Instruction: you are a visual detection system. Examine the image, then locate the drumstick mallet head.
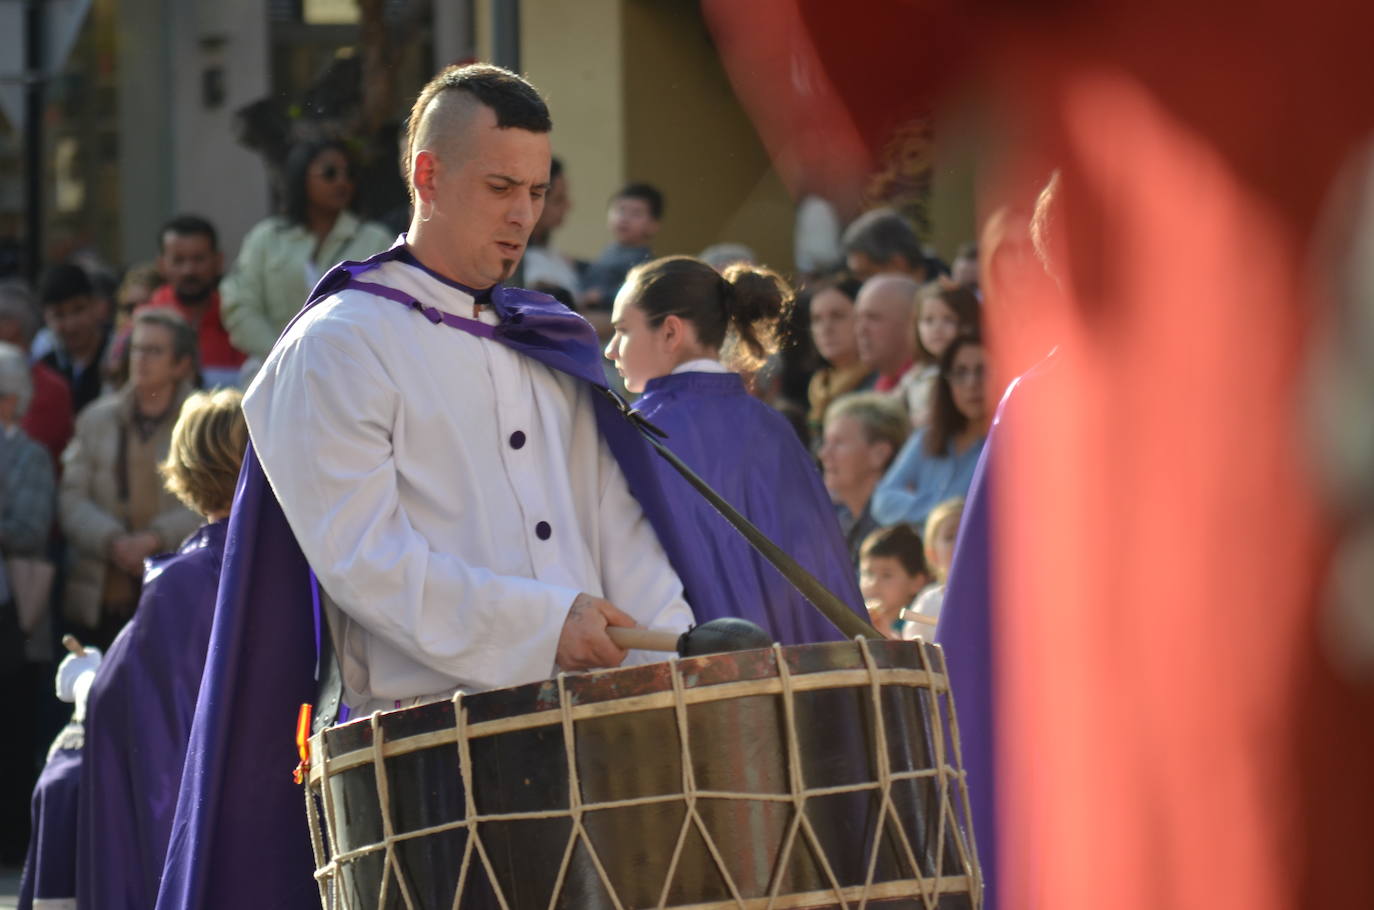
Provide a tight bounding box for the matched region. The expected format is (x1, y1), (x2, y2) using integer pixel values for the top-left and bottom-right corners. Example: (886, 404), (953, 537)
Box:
(606, 618), (773, 656)
(676, 617), (773, 656)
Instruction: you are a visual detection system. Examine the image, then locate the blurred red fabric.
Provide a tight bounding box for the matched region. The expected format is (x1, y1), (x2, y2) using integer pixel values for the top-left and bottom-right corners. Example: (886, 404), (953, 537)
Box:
(705, 2), (1374, 907)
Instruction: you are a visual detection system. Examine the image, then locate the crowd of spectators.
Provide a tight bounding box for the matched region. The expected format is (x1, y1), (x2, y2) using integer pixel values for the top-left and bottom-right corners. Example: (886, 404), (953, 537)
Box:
(0, 147), (989, 861)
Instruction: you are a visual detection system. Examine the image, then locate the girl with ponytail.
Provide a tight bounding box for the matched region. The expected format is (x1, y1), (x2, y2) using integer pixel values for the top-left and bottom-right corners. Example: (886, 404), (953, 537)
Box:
(604, 256), (866, 644)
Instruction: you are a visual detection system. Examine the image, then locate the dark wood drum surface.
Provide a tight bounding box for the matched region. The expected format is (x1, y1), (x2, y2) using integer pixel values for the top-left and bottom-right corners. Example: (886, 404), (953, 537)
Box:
(306, 638), (983, 910)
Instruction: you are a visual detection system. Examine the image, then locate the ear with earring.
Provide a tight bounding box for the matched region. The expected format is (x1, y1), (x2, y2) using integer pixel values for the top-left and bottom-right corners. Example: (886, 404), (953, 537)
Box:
(413, 152), (438, 224)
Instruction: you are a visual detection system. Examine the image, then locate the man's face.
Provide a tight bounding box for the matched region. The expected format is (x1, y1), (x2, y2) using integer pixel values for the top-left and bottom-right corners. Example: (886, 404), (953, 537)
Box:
(159, 232), (221, 303)
(130, 321), (190, 392)
(424, 105), (551, 289)
(535, 173), (570, 237)
(608, 197), (657, 247)
(854, 283), (915, 375)
(45, 295), (101, 355)
(818, 414), (888, 497)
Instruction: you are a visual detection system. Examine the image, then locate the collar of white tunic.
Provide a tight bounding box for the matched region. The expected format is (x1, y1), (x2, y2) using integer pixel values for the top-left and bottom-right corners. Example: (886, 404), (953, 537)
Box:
(671, 358), (730, 375)
(385, 247), (499, 323)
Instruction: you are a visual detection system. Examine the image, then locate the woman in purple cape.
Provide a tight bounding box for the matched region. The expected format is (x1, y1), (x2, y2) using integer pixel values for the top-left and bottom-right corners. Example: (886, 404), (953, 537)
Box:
(75, 389), (246, 909)
(604, 255), (866, 643)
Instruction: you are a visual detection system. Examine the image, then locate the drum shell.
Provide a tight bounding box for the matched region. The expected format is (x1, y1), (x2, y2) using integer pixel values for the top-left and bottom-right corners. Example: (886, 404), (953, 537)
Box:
(307, 639), (981, 909)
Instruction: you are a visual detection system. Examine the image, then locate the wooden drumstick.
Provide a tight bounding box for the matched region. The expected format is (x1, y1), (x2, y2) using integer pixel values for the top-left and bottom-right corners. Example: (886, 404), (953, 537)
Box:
(62, 634), (88, 657)
(607, 626), (679, 652)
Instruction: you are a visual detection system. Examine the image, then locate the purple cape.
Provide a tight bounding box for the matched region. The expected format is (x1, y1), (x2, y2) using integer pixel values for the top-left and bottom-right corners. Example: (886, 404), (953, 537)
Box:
(157, 248), (789, 909)
(632, 371), (866, 643)
(18, 737), (82, 908)
(933, 418), (997, 908)
(77, 520), (226, 909)
(934, 354), (1057, 910)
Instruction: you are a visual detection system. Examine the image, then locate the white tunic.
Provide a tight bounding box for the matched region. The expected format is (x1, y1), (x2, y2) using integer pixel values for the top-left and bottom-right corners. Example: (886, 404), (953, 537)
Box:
(243, 256), (692, 712)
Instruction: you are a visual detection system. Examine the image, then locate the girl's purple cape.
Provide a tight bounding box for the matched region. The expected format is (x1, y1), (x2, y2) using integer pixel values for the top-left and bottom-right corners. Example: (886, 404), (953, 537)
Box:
(80, 521), (227, 909)
(156, 247), (788, 909)
(632, 371), (866, 643)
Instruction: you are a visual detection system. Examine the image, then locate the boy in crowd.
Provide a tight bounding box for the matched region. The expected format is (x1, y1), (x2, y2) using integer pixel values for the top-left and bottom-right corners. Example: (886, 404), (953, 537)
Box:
(858, 523), (930, 640)
(580, 182), (664, 328)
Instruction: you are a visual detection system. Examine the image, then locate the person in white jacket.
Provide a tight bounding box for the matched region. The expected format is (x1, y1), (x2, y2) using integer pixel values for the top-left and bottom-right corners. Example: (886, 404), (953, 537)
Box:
(243, 63), (693, 715)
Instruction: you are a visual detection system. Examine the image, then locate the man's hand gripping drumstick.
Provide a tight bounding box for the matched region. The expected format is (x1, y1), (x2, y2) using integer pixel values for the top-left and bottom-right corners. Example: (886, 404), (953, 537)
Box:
(558, 593), (776, 667)
(555, 593), (637, 670)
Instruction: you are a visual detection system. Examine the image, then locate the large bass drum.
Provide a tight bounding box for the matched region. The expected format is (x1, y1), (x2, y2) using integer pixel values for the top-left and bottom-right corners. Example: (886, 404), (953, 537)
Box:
(304, 638), (982, 909)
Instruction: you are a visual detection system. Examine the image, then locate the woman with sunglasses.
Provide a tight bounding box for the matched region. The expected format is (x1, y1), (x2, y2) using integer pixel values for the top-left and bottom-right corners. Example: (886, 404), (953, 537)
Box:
(221, 139), (393, 363)
(871, 333), (989, 530)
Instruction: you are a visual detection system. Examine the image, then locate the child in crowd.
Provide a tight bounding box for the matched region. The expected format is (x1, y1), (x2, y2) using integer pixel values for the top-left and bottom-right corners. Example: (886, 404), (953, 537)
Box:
(901, 496), (965, 639)
(909, 283), (979, 427)
(581, 182), (664, 314)
(858, 523), (930, 640)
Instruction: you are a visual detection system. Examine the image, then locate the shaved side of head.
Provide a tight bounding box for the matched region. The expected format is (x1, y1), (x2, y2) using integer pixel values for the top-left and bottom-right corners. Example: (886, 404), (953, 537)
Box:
(410, 90), (483, 184)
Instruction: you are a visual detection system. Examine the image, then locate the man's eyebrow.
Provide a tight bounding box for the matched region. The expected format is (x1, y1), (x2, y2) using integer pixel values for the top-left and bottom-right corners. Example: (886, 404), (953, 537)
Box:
(486, 173), (551, 192)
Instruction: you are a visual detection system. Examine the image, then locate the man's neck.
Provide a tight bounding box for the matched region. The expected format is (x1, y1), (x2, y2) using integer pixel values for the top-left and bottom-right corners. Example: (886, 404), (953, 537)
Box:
(404, 232), (492, 293)
(65, 337), (101, 369)
(881, 356), (913, 380)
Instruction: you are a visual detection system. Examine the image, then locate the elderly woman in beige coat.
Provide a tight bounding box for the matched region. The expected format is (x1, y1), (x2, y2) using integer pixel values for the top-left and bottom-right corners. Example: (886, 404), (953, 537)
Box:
(59, 308), (200, 648)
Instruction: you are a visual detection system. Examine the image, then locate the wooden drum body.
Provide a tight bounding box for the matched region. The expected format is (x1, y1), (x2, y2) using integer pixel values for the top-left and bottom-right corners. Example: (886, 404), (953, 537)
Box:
(305, 639), (982, 909)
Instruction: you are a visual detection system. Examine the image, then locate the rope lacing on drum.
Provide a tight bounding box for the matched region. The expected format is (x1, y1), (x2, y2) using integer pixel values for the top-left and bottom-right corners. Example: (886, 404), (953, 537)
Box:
(301, 643), (985, 909)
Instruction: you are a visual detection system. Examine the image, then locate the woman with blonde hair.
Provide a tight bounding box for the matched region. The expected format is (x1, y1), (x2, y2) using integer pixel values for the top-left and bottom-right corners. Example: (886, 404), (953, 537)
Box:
(63, 389), (244, 908)
(899, 496), (965, 640)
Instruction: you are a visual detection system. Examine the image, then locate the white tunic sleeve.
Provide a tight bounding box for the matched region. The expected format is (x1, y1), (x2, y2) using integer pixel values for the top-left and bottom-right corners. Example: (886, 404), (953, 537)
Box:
(593, 436), (694, 666)
(244, 328), (580, 692)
